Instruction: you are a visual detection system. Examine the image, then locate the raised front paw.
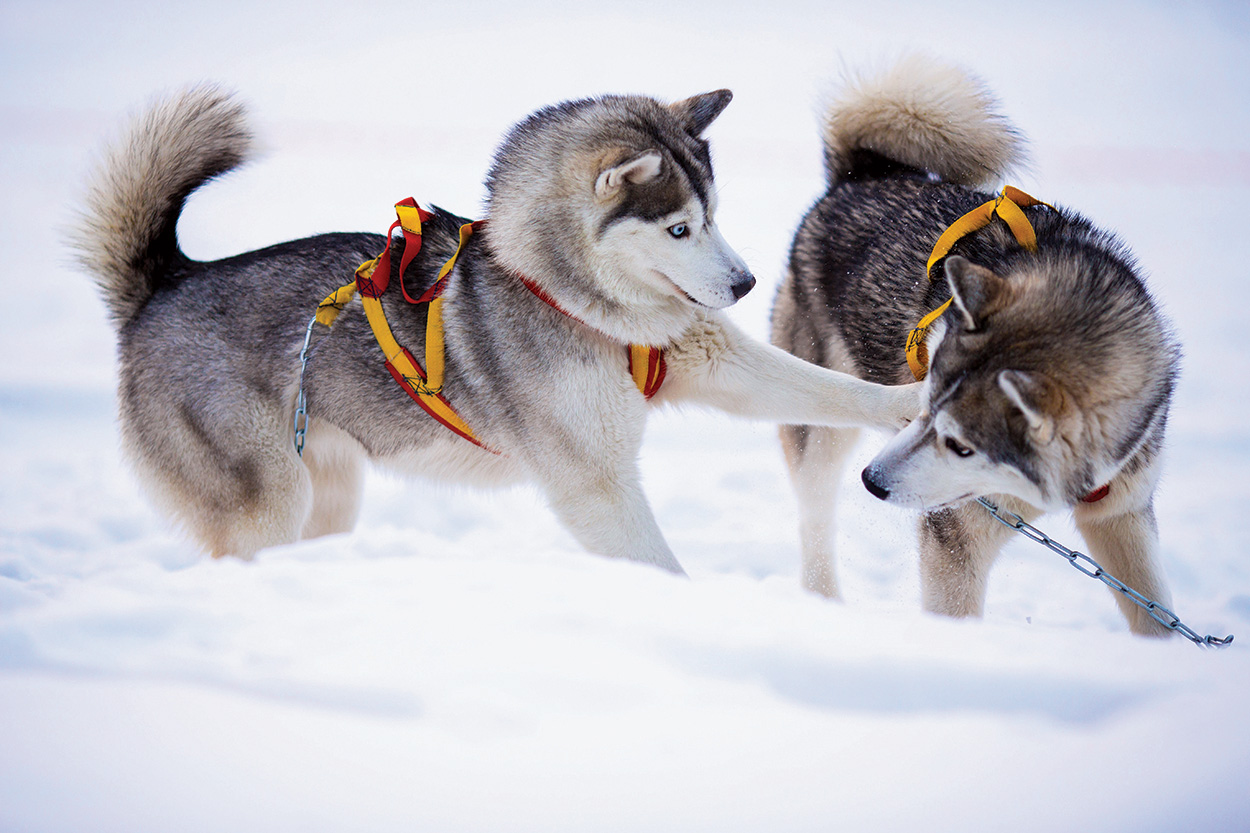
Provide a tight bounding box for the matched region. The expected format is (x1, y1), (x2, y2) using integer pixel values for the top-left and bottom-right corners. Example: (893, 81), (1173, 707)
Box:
(885, 381), (923, 430)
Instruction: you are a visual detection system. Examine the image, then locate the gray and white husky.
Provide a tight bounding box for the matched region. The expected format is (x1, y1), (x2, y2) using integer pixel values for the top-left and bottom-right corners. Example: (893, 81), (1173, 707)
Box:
(771, 57), (1179, 635)
(75, 86), (917, 572)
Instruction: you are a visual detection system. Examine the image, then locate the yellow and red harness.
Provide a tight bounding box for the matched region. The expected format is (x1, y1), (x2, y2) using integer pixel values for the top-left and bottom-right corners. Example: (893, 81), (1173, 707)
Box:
(307, 199), (665, 452)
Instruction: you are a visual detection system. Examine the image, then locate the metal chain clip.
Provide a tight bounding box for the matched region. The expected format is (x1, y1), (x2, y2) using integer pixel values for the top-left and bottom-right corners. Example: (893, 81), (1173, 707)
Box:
(292, 311), (319, 457)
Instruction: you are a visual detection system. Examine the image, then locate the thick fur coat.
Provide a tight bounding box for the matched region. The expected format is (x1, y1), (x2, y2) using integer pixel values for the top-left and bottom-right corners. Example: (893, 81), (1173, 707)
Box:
(75, 86), (917, 570)
(772, 57), (1178, 635)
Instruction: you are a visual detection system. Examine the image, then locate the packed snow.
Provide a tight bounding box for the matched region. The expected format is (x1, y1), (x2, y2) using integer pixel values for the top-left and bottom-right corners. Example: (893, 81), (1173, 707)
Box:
(2, 1), (1248, 831)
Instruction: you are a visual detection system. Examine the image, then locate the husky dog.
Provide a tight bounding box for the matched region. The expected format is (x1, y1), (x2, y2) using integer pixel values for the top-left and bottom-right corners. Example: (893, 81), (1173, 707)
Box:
(771, 57), (1179, 635)
(76, 86), (917, 572)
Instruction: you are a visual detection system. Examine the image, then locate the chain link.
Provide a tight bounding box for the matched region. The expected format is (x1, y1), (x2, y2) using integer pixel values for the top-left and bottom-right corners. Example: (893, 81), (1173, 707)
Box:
(975, 497), (1233, 648)
(292, 311), (319, 457)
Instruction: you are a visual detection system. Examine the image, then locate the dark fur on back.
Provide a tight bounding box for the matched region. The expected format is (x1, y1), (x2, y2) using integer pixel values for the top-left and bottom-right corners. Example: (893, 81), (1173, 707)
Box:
(781, 177), (1177, 393)
(777, 174), (1179, 506)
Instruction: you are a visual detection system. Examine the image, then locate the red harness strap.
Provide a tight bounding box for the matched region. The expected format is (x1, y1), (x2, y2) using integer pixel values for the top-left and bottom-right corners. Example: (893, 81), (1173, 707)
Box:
(340, 200), (494, 452)
(332, 200), (668, 456)
(628, 343), (667, 400)
(355, 198), (429, 299)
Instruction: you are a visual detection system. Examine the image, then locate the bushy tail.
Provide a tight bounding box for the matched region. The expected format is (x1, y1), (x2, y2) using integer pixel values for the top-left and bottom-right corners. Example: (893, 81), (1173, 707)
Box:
(820, 56), (1025, 188)
(73, 85), (253, 327)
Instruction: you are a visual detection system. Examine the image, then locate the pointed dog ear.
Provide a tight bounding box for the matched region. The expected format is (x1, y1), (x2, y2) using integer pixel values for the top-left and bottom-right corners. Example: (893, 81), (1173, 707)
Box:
(998, 369), (1058, 444)
(595, 151), (663, 200)
(945, 256), (1005, 330)
(669, 89), (732, 136)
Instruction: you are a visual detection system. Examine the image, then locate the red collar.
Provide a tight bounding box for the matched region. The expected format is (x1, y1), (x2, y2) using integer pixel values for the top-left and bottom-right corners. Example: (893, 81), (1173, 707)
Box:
(516, 275), (666, 400)
(518, 275), (581, 322)
(1080, 484), (1111, 503)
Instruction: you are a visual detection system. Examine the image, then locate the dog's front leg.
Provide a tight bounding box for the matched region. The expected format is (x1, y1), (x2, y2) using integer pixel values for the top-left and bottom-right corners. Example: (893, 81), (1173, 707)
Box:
(660, 313), (919, 430)
(517, 393), (684, 575)
(919, 496), (1039, 619)
(1074, 500), (1173, 637)
(536, 461), (684, 575)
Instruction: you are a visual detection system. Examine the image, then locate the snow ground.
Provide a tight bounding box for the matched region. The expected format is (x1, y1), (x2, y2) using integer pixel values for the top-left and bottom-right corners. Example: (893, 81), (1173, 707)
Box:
(2, 1), (1249, 831)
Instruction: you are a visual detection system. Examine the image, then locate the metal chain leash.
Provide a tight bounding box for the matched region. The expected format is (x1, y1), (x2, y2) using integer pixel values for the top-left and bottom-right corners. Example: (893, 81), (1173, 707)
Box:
(976, 498), (1234, 648)
(292, 311), (319, 457)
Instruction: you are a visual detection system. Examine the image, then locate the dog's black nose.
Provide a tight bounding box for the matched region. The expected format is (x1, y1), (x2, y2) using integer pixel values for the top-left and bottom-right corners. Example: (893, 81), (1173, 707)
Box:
(861, 466), (890, 501)
(730, 273), (756, 300)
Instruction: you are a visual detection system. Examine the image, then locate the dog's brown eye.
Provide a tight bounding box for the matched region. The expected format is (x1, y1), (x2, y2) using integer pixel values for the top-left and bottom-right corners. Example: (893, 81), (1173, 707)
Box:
(945, 437), (974, 457)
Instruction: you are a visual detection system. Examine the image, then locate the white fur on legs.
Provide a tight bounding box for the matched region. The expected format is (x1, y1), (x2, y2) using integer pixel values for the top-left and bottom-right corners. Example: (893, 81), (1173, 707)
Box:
(660, 312), (920, 431)
(537, 463), (683, 575)
(919, 496), (1039, 618)
(215, 463), (311, 558)
(204, 433), (314, 559)
(781, 424), (860, 598)
(299, 420), (367, 541)
(1075, 503), (1174, 637)
(515, 369), (685, 574)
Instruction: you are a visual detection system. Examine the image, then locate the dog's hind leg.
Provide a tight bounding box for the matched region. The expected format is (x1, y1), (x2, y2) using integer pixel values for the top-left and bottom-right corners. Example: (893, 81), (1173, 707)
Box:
(780, 424), (860, 599)
(299, 420), (366, 540)
(208, 452), (312, 558)
(919, 496), (1040, 619)
(121, 388), (314, 559)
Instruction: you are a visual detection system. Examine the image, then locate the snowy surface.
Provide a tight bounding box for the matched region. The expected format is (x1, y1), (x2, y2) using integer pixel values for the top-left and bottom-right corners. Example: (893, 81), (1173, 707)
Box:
(3, 1), (1249, 831)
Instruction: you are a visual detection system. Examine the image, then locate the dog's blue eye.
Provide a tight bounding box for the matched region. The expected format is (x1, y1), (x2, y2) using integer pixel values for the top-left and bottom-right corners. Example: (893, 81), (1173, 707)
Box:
(945, 437), (974, 458)
(668, 223), (689, 239)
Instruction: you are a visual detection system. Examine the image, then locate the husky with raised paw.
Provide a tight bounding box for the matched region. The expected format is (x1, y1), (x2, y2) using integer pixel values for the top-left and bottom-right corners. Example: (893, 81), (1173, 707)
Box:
(76, 86), (918, 571)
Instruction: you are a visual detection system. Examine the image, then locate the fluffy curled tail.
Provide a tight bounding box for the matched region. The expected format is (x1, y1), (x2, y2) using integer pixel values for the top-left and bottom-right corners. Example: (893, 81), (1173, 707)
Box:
(820, 56), (1026, 188)
(73, 85), (253, 327)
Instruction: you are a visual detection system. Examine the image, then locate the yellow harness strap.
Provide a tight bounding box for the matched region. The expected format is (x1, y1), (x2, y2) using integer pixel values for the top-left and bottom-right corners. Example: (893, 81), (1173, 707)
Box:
(905, 186), (1052, 380)
(628, 343), (667, 399)
(317, 202), (487, 449)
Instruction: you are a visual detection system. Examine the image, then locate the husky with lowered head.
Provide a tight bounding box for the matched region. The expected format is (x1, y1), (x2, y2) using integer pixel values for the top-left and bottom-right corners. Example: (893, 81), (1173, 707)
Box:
(76, 86), (917, 572)
(771, 57), (1179, 635)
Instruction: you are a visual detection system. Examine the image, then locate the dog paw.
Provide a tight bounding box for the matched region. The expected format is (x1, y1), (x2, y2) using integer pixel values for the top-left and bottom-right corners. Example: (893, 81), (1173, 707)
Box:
(887, 382), (923, 429)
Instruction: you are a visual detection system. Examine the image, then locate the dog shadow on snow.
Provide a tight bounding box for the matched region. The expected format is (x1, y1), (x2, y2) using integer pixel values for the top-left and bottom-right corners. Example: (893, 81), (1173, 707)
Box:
(662, 641), (1146, 724)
